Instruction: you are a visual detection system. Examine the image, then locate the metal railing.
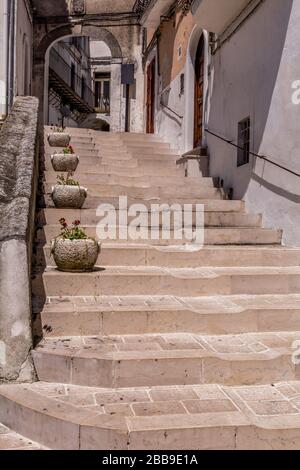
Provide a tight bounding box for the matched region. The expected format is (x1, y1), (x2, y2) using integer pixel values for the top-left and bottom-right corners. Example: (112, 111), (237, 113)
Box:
(49, 48), (95, 108)
(133, 0), (153, 17)
(205, 128), (300, 178)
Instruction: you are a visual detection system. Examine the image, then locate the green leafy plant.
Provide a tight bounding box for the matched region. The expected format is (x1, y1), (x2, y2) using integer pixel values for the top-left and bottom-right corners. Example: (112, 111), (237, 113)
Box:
(50, 125), (65, 133)
(63, 145), (75, 154)
(57, 172), (80, 186)
(58, 219), (88, 240)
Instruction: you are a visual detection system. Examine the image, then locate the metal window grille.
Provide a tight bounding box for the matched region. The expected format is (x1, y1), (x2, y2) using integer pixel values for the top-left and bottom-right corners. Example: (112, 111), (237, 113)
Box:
(237, 117), (250, 167)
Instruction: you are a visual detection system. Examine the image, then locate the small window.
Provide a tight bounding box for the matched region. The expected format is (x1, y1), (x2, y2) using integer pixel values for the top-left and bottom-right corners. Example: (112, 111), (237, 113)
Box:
(237, 117), (250, 167)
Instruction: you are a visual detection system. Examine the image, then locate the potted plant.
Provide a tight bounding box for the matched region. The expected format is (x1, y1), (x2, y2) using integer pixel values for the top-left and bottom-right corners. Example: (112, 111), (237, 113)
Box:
(47, 126), (71, 147)
(51, 173), (87, 209)
(51, 219), (101, 272)
(51, 145), (79, 172)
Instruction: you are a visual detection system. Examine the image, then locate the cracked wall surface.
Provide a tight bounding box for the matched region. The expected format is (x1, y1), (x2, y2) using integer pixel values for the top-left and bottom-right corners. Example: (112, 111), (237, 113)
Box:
(0, 97), (39, 383)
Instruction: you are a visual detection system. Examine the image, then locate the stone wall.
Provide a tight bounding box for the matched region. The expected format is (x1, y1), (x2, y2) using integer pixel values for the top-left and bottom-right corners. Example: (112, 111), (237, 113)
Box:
(0, 97), (39, 383)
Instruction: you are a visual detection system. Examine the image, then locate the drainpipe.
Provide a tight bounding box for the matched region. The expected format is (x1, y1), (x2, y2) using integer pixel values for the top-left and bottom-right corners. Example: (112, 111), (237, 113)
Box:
(7, 0), (16, 112)
(0, 0), (9, 120)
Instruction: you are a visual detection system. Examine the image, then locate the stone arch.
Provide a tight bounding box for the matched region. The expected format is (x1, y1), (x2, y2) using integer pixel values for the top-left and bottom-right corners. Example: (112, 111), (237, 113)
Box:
(81, 26), (122, 58)
(33, 23), (124, 125)
(35, 24), (123, 62)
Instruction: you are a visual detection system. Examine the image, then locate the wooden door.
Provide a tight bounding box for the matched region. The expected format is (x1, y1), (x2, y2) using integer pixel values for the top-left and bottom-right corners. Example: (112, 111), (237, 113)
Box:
(194, 36), (205, 148)
(146, 58), (156, 134)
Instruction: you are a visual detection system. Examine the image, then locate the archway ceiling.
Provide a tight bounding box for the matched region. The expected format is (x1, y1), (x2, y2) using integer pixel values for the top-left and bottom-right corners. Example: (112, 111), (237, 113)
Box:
(31, 0), (137, 18)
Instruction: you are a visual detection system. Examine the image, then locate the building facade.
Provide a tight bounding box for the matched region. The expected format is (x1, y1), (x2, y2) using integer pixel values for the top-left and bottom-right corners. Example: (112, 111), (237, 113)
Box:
(0, 0), (300, 245)
(140, 0), (300, 246)
(0, 0), (33, 121)
(47, 36), (94, 128)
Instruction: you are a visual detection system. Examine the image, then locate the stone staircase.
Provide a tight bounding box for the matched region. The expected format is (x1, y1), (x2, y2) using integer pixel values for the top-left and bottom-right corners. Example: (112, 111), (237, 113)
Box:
(1, 127), (300, 449)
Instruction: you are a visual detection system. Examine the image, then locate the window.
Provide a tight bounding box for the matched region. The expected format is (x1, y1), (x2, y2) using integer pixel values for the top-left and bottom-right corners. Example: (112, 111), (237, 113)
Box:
(94, 73), (111, 113)
(237, 117), (250, 167)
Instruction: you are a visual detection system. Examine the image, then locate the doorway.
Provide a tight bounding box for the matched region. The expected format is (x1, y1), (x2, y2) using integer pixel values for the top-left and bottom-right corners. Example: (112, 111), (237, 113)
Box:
(146, 58), (156, 134)
(194, 35), (205, 148)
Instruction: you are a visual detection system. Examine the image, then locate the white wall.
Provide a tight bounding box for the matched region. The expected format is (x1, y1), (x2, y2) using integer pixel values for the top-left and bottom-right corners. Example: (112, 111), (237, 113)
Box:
(205, 0), (300, 246)
(0, 0), (8, 118)
(0, 0), (33, 118)
(155, 74), (185, 150)
(15, 0), (33, 96)
(90, 40), (111, 58)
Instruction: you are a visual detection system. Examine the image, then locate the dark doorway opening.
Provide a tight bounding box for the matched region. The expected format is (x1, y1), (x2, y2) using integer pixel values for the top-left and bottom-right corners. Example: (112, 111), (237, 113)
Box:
(146, 58), (156, 134)
(194, 35), (205, 148)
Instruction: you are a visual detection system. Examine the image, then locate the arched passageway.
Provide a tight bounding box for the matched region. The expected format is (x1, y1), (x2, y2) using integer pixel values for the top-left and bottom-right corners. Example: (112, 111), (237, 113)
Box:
(33, 22), (144, 133)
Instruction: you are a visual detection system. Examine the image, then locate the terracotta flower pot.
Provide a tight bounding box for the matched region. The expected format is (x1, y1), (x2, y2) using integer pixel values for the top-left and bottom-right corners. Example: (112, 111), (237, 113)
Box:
(51, 238), (101, 272)
(51, 185), (87, 208)
(51, 153), (79, 172)
(48, 133), (71, 147)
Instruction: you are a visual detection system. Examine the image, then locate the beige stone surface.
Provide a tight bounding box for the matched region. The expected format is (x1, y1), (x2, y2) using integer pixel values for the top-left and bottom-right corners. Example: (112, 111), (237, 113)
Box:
(7, 125), (300, 449)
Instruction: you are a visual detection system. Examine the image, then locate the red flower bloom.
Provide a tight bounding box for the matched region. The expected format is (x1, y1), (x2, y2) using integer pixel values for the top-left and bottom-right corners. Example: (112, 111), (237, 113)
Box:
(59, 218), (66, 225)
(73, 220), (81, 226)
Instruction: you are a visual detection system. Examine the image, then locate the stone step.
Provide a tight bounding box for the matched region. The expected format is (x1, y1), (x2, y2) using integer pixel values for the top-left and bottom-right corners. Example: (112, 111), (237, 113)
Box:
(38, 243), (300, 268)
(5, 381), (300, 449)
(45, 145), (97, 154)
(44, 162), (184, 177)
(37, 204), (249, 225)
(45, 150), (99, 159)
(39, 266), (298, 297)
(45, 158), (179, 171)
(99, 151), (179, 160)
(31, 332), (300, 388)
(44, 198), (245, 212)
(43, 184), (224, 200)
(109, 132), (167, 142)
(40, 227), (279, 247)
(97, 141), (173, 150)
(43, 173), (216, 188)
(40, 211), (261, 231)
(40, 294), (300, 337)
(0, 423), (46, 450)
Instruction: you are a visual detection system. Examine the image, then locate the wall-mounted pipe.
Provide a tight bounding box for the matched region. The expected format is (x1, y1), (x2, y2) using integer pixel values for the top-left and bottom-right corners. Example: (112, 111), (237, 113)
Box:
(0, 0), (9, 119)
(7, 0), (16, 112)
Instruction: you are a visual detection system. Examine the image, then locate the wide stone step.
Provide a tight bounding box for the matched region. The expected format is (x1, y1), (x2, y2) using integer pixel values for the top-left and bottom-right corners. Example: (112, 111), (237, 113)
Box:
(97, 142), (173, 151)
(106, 132), (167, 142)
(45, 163), (184, 177)
(44, 198), (244, 212)
(45, 151), (99, 161)
(98, 150), (178, 160)
(43, 173), (216, 188)
(43, 184), (224, 200)
(31, 332), (300, 388)
(45, 158), (179, 171)
(38, 243), (300, 268)
(0, 422), (46, 450)
(45, 144), (97, 154)
(40, 227), (279, 247)
(40, 206), (257, 225)
(40, 294), (300, 337)
(4, 381), (300, 449)
(40, 266), (299, 297)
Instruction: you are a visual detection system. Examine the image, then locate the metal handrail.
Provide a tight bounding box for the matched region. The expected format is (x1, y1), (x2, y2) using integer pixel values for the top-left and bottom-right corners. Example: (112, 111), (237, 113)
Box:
(133, 0), (153, 17)
(205, 128), (300, 178)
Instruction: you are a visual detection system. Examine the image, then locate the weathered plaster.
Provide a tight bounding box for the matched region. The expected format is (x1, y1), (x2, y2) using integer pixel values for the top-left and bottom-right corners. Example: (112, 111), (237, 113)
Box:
(0, 97), (39, 382)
